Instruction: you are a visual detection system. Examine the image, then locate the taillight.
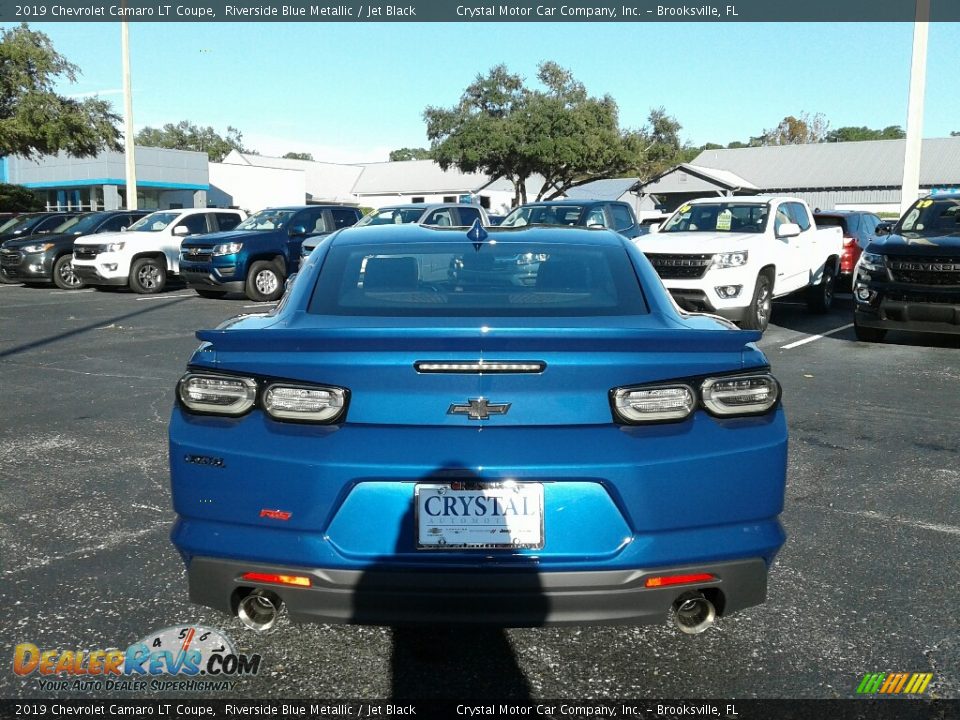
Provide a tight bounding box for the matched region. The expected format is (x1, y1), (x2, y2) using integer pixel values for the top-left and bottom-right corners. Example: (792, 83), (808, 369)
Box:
(843, 235), (856, 248)
(241, 572), (311, 588)
(645, 572), (716, 588)
(262, 384), (346, 423)
(612, 372), (780, 423)
(701, 374), (780, 417)
(612, 385), (696, 424)
(178, 373), (257, 416)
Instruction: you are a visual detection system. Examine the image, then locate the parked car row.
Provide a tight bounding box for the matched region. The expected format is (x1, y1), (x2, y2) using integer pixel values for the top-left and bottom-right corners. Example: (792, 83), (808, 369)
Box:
(0, 202), (499, 302)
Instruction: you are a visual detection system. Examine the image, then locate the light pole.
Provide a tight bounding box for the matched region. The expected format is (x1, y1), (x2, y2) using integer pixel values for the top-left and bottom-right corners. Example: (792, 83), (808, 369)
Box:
(121, 20), (138, 210)
(899, 0), (930, 216)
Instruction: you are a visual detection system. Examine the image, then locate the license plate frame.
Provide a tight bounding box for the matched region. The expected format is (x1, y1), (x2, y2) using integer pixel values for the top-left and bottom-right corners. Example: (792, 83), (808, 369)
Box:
(414, 481), (544, 550)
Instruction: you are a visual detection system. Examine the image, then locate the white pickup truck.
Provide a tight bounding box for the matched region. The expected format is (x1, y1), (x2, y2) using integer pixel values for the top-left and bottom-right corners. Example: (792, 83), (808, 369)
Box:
(634, 196), (843, 331)
(71, 208), (246, 294)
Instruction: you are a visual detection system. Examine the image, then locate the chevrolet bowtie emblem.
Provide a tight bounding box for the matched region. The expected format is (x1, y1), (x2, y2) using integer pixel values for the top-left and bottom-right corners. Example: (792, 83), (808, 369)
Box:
(447, 398), (511, 420)
(189, 248), (200, 255)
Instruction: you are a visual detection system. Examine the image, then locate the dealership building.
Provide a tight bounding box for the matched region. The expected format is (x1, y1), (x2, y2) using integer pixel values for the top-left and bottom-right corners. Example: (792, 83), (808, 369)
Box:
(5, 135), (959, 216)
(1, 146), (209, 210)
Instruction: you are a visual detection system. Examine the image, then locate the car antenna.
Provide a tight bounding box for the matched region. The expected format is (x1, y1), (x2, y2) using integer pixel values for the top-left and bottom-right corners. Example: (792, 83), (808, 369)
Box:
(467, 218), (489, 252)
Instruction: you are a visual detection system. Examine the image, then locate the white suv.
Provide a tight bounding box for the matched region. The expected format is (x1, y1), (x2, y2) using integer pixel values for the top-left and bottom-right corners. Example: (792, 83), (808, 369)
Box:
(71, 208), (246, 294)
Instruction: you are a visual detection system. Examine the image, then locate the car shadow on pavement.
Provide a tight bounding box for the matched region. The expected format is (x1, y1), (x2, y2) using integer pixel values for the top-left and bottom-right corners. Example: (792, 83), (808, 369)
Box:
(0, 296), (193, 360)
(351, 467), (545, 700)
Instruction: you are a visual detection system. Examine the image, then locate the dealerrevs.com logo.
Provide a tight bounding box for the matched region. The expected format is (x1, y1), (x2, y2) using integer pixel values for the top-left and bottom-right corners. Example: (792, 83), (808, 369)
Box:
(13, 625), (261, 692)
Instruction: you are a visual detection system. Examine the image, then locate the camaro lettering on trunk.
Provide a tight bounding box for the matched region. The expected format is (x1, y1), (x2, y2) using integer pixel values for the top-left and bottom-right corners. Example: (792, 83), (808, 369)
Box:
(423, 495), (532, 517)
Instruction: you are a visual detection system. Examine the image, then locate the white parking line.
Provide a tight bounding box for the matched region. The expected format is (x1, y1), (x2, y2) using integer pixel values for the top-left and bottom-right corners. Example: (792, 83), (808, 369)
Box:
(780, 323), (854, 350)
(136, 293), (195, 301)
(243, 302), (276, 309)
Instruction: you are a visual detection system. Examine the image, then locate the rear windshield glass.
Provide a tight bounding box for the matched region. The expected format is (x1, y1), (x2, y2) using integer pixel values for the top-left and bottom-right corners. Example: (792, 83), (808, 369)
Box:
(308, 241), (648, 317)
(662, 203), (769, 233)
(814, 216), (847, 231)
(500, 205), (586, 228)
(356, 208), (425, 226)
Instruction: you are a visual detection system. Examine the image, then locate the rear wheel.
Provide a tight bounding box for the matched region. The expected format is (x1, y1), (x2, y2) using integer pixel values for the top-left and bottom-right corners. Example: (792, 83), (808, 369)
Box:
(52, 254), (85, 290)
(245, 260), (284, 302)
(806, 262), (835, 313)
(129, 257), (167, 294)
(741, 274), (772, 332)
(194, 288), (227, 299)
(854, 319), (886, 343)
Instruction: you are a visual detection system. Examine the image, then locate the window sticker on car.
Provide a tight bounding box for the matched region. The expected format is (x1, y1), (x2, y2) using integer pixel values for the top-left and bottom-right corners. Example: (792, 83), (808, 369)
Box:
(716, 209), (733, 231)
(678, 204), (691, 213)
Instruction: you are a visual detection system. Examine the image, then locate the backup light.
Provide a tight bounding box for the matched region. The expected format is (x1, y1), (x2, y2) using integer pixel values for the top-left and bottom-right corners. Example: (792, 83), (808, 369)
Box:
(241, 572), (311, 588)
(644, 573), (716, 588)
(178, 373), (257, 416)
(613, 385), (695, 424)
(263, 384), (346, 422)
(701, 374), (779, 417)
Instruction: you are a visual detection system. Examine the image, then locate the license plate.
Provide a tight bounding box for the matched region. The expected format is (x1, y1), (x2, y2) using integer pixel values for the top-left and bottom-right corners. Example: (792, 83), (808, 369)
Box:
(415, 481), (544, 550)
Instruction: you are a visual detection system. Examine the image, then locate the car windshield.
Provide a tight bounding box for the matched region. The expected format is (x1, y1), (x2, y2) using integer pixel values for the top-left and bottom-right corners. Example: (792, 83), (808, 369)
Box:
(0, 215), (36, 234)
(128, 212), (181, 232)
(500, 205), (586, 228)
(53, 214), (107, 234)
(355, 208), (426, 226)
(235, 209), (299, 231)
(308, 240), (648, 317)
(661, 203), (770, 234)
(897, 198), (960, 238)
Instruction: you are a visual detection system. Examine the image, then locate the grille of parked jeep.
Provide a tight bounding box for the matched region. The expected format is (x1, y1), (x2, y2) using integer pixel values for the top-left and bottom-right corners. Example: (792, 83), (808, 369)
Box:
(887, 257), (960, 286)
(0, 250), (21, 266)
(73, 247), (98, 260)
(182, 248), (212, 262)
(645, 253), (713, 280)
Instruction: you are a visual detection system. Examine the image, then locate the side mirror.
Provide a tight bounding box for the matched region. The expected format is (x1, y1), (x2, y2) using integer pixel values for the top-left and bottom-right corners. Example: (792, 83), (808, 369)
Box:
(172, 225), (189, 236)
(587, 222), (606, 229)
(776, 222), (801, 239)
(649, 223), (662, 234)
(120, 226), (127, 232)
(875, 222), (893, 237)
(289, 225), (307, 237)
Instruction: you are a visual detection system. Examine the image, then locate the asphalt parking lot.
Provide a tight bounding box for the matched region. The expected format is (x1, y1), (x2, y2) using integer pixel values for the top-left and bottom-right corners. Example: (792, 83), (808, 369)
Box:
(1, 282), (958, 700)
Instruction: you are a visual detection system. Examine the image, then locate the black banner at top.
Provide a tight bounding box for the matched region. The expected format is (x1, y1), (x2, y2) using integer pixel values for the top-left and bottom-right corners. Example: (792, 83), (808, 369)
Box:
(0, 0), (959, 22)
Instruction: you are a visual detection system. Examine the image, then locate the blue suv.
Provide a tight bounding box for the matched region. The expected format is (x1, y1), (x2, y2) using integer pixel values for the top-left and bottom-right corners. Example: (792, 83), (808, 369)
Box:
(180, 205), (362, 301)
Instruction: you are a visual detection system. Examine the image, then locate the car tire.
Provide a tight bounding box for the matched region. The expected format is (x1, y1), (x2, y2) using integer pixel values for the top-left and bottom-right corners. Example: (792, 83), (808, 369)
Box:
(741, 273), (772, 332)
(129, 257), (167, 294)
(195, 288), (227, 299)
(806, 262), (835, 314)
(245, 260), (284, 302)
(52, 254), (85, 290)
(854, 320), (886, 343)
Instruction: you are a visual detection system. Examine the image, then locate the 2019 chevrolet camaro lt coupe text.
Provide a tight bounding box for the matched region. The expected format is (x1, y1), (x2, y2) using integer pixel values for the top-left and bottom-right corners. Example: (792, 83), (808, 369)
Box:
(168, 222), (787, 634)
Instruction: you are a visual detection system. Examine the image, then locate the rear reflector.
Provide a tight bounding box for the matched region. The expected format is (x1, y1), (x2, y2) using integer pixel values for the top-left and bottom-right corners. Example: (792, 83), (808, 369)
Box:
(241, 572), (311, 588)
(644, 572), (716, 588)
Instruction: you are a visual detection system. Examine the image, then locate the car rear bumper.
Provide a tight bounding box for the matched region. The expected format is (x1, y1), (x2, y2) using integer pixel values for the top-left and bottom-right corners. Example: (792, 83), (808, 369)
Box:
(184, 554), (770, 626)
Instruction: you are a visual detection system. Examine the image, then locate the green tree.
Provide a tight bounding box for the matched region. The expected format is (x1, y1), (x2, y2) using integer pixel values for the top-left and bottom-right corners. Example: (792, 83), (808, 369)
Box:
(758, 112), (830, 145)
(0, 23), (121, 159)
(426, 62), (651, 205)
(0, 182), (43, 211)
(951, 130), (959, 137)
(825, 125), (905, 142)
(389, 147), (432, 161)
(135, 121), (252, 162)
(283, 151), (314, 161)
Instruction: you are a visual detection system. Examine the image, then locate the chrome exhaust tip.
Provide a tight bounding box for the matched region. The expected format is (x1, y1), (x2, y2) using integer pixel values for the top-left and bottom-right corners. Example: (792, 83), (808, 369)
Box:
(237, 590), (282, 633)
(672, 592), (717, 635)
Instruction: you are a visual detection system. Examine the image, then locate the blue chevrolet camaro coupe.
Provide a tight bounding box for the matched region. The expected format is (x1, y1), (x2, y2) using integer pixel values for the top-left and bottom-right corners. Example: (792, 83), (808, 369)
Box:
(169, 222), (787, 634)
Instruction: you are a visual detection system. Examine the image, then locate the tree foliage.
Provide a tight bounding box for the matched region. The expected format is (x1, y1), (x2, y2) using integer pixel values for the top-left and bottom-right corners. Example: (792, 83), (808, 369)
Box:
(389, 147), (432, 161)
(825, 125), (905, 142)
(0, 24), (121, 159)
(135, 121), (252, 162)
(282, 151), (314, 161)
(0, 182), (44, 211)
(425, 62), (654, 204)
(755, 112), (830, 146)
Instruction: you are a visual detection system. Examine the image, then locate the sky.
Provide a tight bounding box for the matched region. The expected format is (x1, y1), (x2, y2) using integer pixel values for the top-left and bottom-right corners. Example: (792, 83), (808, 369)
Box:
(5, 21), (960, 163)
